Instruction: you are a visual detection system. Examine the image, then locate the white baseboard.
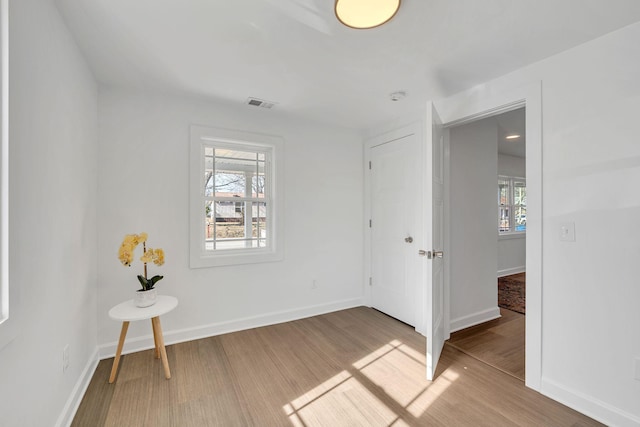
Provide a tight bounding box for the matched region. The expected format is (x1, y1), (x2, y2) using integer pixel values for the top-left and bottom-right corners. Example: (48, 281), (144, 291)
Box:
(449, 306), (501, 333)
(99, 297), (365, 359)
(55, 347), (100, 427)
(497, 266), (525, 277)
(541, 378), (640, 427)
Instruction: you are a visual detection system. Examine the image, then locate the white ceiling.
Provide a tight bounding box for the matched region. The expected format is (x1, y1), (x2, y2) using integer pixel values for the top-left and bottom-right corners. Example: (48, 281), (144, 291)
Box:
(496, 107), (525, 158)
(54, 0), (640, 130)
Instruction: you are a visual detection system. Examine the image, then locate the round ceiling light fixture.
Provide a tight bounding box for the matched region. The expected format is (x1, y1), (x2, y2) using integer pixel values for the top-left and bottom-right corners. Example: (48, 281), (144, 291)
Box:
(335, 0), (401, 29)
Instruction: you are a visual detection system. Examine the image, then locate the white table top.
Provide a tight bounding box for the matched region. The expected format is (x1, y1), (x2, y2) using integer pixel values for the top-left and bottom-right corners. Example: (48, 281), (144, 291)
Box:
(108, 295), (178, 322)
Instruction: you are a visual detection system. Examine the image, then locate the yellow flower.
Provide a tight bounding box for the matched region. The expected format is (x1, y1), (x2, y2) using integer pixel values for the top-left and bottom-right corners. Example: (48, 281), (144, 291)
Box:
(123, 234), (138, 246)
(153, 248), (165, 266)
(140, 248), (154, 263)
(119, 233), (165, 290)
(118, 244), (133, 266)
(140, 248), (165, 266)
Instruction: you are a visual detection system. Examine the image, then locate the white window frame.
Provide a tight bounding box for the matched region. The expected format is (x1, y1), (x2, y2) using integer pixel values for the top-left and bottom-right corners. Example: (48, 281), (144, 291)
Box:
(189, 125), (284, 268)
(498, 175), (526, 236)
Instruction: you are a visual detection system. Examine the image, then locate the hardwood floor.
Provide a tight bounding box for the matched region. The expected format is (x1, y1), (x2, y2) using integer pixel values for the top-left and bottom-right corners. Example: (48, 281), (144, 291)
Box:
(72, 307), (601, 426)
(448, 308), (525, 381)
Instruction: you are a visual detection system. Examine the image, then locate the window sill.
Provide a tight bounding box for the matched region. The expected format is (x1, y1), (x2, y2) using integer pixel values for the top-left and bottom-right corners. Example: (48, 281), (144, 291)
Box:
(498, 232), (526, 240)
(190, 248), (284, 268)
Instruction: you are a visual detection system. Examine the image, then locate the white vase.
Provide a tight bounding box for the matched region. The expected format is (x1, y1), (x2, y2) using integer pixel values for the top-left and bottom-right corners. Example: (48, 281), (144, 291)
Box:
(134, 288), (157, 307)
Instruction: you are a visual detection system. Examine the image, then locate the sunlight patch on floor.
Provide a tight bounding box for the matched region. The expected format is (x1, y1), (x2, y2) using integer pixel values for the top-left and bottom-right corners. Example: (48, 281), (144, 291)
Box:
(407, 370), (459, 417)
(284, 371), (399, 426)
(283, 340), (458, 426)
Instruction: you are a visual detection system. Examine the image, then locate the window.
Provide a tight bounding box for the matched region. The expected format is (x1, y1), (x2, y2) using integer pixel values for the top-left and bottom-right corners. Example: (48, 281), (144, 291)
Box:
(190, 126), (283, 268)
(498, 176), (526, 234)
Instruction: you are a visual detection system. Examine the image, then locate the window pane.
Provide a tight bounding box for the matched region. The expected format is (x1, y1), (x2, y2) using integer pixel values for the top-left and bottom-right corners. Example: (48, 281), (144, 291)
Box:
(498, 179), (510, 205)
(216, 148), (258, 161)
(214, 149), (267, 199)
(215, 170), (246, 196)
(499, 206), (510, 232)
(213, 200), (243, 226)
(204, 151), (215, 197)
(204, 201), (269, 251)
(515, 206), (526, 231)
(514, 181), (526, 206)
(252, 202), (267, 247)
(252, 170), (265, 198)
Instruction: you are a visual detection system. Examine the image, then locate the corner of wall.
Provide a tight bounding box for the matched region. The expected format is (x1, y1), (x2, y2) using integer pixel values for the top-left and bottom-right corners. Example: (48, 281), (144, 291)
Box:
(55, 347), (100, 427)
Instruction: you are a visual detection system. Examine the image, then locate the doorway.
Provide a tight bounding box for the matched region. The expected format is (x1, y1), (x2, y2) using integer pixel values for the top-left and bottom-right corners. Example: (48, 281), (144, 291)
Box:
(445, 107), (527, 381)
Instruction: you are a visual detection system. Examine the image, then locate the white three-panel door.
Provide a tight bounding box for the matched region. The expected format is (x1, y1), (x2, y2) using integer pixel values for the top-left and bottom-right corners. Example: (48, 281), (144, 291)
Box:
(425, 102), (446, 380)
(370, 131), (421, 327)
(368, 104), (446, 380)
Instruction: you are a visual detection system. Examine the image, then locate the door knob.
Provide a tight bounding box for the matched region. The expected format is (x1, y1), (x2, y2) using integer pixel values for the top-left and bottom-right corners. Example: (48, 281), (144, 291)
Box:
(405, 236), (413, 243)
(419, 250), (444, 259)
(427, 250), (444, 259)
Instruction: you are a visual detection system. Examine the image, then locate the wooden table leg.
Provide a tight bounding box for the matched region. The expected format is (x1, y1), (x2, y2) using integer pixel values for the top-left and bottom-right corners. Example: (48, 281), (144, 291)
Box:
(151, 319), (160, 359)
(151, 316), (171, 379)
(109, 321), (130, 383)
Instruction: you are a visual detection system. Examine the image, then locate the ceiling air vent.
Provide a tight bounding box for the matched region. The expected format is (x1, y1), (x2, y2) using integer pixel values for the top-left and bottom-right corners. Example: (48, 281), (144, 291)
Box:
(246, 97), (276, 109)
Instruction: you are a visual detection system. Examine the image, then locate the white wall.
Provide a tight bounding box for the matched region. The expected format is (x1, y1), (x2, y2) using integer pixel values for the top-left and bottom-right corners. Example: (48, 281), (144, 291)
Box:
(97, 88), (364, 354)
(449, 118), (500, 332)
(497, 154), (526, 276)
(0, 0), (98, 425)
(498, 153), (525, 177)
(437, 21), (640, 427)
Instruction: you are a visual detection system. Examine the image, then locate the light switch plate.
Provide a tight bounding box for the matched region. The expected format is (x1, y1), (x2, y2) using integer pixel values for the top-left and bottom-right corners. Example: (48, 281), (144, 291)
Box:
(559, 222), (575, 242)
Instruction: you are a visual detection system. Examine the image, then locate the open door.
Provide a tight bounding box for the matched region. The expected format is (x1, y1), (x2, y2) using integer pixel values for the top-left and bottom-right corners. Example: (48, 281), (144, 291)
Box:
(424, 102), (445, 381)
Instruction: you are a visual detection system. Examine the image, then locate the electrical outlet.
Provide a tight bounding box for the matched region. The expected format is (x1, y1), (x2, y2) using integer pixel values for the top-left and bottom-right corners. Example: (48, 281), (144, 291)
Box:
(63, 344), (69, 373)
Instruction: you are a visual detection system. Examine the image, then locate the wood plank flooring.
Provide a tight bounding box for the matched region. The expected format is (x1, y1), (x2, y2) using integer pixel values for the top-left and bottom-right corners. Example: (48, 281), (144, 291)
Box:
(448, 308), (525, 381)
(72, 307), (601, 427)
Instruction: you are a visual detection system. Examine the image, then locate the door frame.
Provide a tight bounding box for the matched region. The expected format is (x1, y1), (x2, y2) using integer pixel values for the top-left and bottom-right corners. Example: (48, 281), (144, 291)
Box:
(364, 122), (426, 334)
(436, 81), (542, 391)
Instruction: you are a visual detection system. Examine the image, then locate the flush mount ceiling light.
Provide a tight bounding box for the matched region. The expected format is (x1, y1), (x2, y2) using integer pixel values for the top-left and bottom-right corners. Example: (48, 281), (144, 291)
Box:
(505, 134), (521, 140)
(335, 0), (401, 29)
(389, 91), (406, 101)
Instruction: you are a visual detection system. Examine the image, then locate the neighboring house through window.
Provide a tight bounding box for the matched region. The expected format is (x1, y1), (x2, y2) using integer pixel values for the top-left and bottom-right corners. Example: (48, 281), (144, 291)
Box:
(190, 126), (283, 268)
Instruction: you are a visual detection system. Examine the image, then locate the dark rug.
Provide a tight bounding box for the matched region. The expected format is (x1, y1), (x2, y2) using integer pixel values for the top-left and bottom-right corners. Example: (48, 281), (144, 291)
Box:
(498, 273), (526, 315)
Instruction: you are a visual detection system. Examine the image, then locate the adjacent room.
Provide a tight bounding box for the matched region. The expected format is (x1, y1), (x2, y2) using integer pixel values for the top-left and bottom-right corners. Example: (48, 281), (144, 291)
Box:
(1, 1), (640, 426)
(446, 108), (527, 381)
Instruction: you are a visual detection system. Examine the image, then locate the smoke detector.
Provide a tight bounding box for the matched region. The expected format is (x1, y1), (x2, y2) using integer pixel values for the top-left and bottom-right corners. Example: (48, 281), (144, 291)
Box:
(389, 91), (407, 101)
(246, 97), (276, 109)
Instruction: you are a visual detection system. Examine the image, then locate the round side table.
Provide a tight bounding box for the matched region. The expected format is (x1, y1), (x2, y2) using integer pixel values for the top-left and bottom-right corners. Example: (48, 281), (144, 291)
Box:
(108, 295), (178, 383)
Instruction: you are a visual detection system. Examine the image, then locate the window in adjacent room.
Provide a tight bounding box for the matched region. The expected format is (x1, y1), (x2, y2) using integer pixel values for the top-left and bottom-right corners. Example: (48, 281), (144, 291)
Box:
(498, 176), (526, 234)
(190, 126), (283, 268)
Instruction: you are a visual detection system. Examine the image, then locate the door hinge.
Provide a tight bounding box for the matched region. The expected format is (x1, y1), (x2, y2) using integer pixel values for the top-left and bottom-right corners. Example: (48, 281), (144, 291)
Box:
(369, 161), (372, 170)
(369, 277), (373, 286)
(369, 219), (372, 228)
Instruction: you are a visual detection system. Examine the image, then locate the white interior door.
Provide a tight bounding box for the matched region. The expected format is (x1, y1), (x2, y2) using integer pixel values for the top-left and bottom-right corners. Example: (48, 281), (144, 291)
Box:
(425, 102), (445, 380)
(370, 133), (420, 326)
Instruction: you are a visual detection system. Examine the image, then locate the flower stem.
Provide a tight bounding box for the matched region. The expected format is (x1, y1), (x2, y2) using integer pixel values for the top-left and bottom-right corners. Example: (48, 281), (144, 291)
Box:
(143, 242), (148, 280)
